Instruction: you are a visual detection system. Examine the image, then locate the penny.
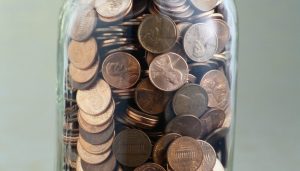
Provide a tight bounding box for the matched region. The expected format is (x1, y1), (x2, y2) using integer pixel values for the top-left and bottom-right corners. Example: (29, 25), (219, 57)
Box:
(212, 159), (224, 171)
(204, 127), (229, 146)
(97, 1), (133, 23)
(184, 23), (218, 62)
(138, 15), (177, 54)
(80, 100), (115, 126)
(149, 52), (189, 92)
(69, 72), (99, 90)
(197, 140), (217, 171)
(79, 121), (115, 145)
(173, 84), (208, 117)
(135, 78), (171, 115)
(153, 133), (182, 166)
(77, 141), (111, 164)
(81, 152), (117, 171)
(190, 0), (219, 12)
(68, 58), (99, 84)
(167, 136), (203, 171)
(70, 5), (97, 41)
(125, 0), (148, 19)
(95, 0), (132, 18)
(206, 19), (230, 53)
(200, 70), (229, 110)
(102, 52), (141, 89)
(199, 109), (225, 138)
(164, 100), (176, 123)
(112, 129), (152, 167)
(79, 132), (114, 154)
(76, 79), (112, 115)
(134, 163), (166, 171)
(165, 115), (203, 139)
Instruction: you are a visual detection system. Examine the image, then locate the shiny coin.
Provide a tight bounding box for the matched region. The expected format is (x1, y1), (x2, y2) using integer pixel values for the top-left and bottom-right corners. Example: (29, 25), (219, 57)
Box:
(184, 23), (218, 62)
(81, 152), (117, 171)
(69, 57), (99, 84)
(199, 109), (225, 138)
(138, 15), (177, 54)
(79, 121), (115, 144)
(149, 52), (189, 92)
(167, 136), (203, 171)
(153, 133), (181, 167)
(200, 70), (229, 110)
(77, 141), (111, 164)
(112, 129), (152, 167)
(79, 132), (114, 154)
(173, 84), (208, 117)
(165, 115), (202, 139)
(95, 0), (132, 18)
(207, 19), (230, 53)
(197, 140), (217, 171)
(134, 163), (166, 171)
(102, 52), (141, 89)
(190, 0), (219, 12)
(77, 79), (112, 115)
(68, 37), (98, 69)
(212, 159), (224, 171)
(135, 78), (171, 115)
(70, 5), (97, 41)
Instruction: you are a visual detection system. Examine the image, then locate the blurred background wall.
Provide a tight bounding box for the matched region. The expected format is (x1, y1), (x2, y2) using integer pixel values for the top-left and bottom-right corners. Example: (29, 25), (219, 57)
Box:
(0, 0), (299, 170)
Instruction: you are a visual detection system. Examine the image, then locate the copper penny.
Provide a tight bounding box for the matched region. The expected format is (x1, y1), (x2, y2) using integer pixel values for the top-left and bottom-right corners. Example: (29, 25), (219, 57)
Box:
(167, 136), (203, 171)
(81, 152), (117, 171)
(197, 140), (217, 171)
(68, 58), (99, 84)
(70, 5), (97, 41)
(79, 132), (114, 154)
(135, 78), (171, 115)
(95, 0), (132, 18)
(149, 52), (189, 92)
(190, 0), (219, 12)
(200, 70), (229, 110)
(134, 163), (166, 171)
(77, 141), (111, 164)
(68, 37), (98, 70)
(102, 52), (141, 89)
(138, 14), (177, 54)
(153, 133), (182, 167)
(199, 109), (225, 138)
(76, 79), (112, 115)
(112, 129), (152, 167)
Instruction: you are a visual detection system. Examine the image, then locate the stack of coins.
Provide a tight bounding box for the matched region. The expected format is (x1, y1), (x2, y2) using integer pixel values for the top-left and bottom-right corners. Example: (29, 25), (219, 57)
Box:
(63, 0), (232, 170)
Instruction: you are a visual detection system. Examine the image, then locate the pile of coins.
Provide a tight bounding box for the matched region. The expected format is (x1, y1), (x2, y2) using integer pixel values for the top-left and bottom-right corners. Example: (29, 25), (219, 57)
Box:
(62, 0), (232, 171)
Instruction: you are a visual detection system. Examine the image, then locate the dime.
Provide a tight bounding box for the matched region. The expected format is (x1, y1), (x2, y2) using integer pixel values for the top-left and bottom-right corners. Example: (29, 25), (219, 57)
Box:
(70, 5), (97, 41)
(76, 79), (112, 115)
(102, 52), (141, 89)
(167, 137), (203, 171)
(95, 0), (132, 18)
(68, 58), (99, 84)
(200, 70), (229, 110)
(206, 19), (230, 53)
(77, 141), (111, 164)
(68, 37), (97, 70)
(149, 52), (189, 92)
(184, 23), (218, 62)
(173, 84), (208, 117)
(199, 109), (225, 138)
(190, 0), (219, 12)
(134, 163), (166, 171)
(165, 115), (202, 139)
(197, 140), (217, 171)
(79, 132), (114, 154)
(212, 159), (224, 171)
(81, 153), (117, 171)
(135, 78), (171, 115)
(138, 15), (177, 54)
(112, 129), (152, 167)
(153, 133), (182, 166)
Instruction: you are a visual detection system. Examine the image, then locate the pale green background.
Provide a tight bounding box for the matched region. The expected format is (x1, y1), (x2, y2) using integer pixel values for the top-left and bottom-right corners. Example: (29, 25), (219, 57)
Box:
(0, 0), (299, 171)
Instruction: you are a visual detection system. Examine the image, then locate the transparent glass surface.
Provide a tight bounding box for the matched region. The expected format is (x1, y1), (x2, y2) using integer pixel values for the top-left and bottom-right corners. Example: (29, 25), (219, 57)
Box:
(57, 0), (237, 170)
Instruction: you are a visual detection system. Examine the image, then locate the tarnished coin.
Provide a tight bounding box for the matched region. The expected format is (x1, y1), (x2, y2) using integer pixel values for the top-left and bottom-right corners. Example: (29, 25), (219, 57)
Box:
(149, 52), (189, 92)
(207, 19), (230, 53)
(138, 15), (177, 54)
(212, 159), (224, 171)
(190, 0), (219, 12)
(81, 152), (117, 171)
(69, 57), (99, 83)
(184, 23), (218, 62)
(79, 132), (114, 154)
(68, 37), (98, 69)
(80, 100), (115, 126)
(199, 109), (225, 138)
(197, 140), (217, 171)
(173, 84), (208, 117)
(153, 133), (182, 166)
(134, 163), (166, 171)
(167, 136), (203, 171)
(102, 52), (141, 89)
(70, 5), (97, 41)
(112, 129), (152, 167)
(95, 0), (132, 18)
(77, 141), (111, 164)
(165, 115), (202, 139)
(200, 70), (229, 110)
(76, 79), (112, 115)
(135, 78), (171, 115)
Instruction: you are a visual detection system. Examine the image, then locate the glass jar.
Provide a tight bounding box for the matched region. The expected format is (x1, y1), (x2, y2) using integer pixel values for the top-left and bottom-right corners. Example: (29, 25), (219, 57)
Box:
(56, 0), (238, 171)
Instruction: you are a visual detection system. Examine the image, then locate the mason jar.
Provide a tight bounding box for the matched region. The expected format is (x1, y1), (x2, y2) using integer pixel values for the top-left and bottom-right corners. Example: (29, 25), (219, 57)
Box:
(56, 0), (238, 170)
